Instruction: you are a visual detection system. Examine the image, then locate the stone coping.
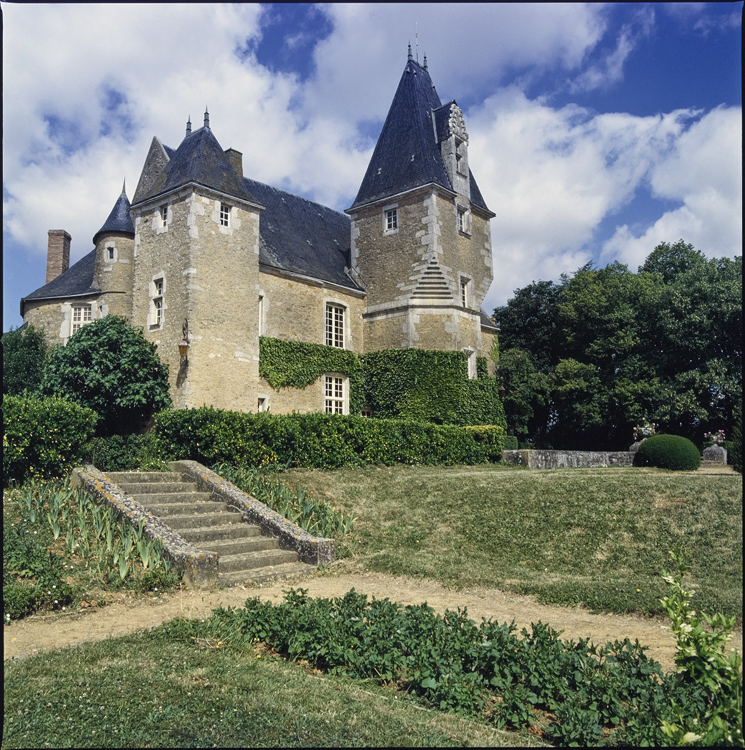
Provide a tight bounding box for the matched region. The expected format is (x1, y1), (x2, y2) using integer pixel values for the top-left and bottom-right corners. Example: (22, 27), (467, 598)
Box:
(70, 465), (218, 589)
(502, 449), (635, 470)
(169, 460), (335, 566)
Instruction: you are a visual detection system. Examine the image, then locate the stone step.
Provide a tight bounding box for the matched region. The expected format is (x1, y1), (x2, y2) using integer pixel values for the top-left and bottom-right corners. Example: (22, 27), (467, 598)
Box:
(130, 492), (214, 505)
(197, 536), (281, 556)
(179, 524), (261, 544)
(117, 482), (199, 495)
(107, 471), (187, 484)
(145, 501), (232, 517)
(218, 561), (313, 587)
(218, 548), (298, 573)
(163, 511), (245, 529)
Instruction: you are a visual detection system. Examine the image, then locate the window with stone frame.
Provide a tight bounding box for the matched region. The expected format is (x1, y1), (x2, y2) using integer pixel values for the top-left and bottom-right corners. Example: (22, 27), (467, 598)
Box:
(385, 208), (398, 231)
(159, 204), (168, 228)
(71, 305), (93, 335)
(324, 375), (347, 414)
(325, 303), (345, 348)
(150, 276), (165, 328)
(220, 202), (230, 227)
(460, 277), (472, 308)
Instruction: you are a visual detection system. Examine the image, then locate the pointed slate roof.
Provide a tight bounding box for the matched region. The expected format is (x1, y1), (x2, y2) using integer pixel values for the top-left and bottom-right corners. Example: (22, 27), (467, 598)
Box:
(244, 177), (361, 291)
(21, 249), (99, 311)
(349, 59), (491, 213)
(92, 183), (134, 245)
(133, 125), (258, 206)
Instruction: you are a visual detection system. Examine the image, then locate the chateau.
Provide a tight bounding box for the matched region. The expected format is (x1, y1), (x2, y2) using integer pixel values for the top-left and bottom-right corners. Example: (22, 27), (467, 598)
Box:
(21, 52), (499, 417)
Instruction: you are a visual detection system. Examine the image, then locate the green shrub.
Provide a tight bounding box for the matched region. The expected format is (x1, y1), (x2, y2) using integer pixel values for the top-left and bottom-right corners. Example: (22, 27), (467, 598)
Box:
(41, 315), (172, 436)
(82, 433), (169, 472)
(154, 407), (505, 469)
(731, 404), (742, 474)
(502, 435), (519, 451)
(2, 324), (48, 396)
(3, 394), (98, 486)
(634, 434), (701, 471)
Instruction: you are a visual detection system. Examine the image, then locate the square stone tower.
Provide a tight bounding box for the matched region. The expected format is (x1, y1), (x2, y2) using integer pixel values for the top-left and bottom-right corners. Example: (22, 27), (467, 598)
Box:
(130, 114), (264, 411)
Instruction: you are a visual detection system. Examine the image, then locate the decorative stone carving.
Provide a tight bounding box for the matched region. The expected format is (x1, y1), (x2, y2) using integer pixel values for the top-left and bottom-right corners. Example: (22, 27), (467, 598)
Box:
(448, 104), (468, 143)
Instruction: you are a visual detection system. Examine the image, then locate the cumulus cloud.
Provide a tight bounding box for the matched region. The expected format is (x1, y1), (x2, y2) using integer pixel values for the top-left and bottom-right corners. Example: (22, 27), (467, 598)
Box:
(600, 106), (742, 270)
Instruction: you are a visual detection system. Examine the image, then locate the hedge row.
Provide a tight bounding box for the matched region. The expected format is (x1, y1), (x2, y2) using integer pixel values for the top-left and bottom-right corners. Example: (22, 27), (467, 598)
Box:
(154, 407), (505, 469)
(3, 394), (98, 486)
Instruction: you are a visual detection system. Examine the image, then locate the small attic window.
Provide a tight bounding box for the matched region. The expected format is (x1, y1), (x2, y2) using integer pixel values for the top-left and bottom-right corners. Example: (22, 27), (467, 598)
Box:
(220, 203), (230, 227)
(160, 204), (168, 228)
(107, 246), (115, 261)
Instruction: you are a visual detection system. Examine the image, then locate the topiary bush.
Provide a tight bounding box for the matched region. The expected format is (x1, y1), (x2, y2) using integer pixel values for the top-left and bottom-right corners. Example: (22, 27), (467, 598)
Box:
(3, 394), (98, 486)
(634, 434), (701, 471)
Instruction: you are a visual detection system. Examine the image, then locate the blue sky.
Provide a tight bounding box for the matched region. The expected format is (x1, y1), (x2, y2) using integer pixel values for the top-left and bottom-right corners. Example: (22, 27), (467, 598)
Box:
(3, 2), (742, 331)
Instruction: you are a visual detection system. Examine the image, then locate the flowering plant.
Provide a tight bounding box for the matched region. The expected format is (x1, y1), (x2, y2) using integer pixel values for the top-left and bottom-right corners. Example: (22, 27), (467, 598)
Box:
(632, 420), (656, 441)
(703, 429), (725, 447)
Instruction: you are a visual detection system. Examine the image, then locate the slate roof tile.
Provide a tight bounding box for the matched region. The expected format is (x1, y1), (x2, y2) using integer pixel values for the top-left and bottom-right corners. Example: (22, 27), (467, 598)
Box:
(92, 185), (134, 245)
(245, 177), (360, 291)
(21, 249), (99, 305)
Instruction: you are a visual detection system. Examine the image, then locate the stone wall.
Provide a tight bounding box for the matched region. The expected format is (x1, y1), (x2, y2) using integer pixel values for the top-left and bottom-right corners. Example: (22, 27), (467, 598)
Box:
(23, 294), (101, 348)
(93, 231), (135, 320)
(502, 449), (635, 469)
(131, 188), (262, 412)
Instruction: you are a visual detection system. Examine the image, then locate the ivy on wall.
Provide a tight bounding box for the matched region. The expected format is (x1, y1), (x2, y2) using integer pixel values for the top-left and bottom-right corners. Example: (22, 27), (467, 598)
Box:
(259, 338), (506, 429)
(259, 337), (364, 414)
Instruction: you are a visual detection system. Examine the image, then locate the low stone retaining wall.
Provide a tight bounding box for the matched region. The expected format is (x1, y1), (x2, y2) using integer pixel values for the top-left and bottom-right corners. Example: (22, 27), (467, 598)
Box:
(502, 449), (635, 469)
(70, 465), (218, 589)
(170, 460), (335, 566)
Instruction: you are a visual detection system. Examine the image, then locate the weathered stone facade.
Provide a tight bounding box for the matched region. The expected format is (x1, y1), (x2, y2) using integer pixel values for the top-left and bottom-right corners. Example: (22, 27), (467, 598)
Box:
(20, 55), (502, 417)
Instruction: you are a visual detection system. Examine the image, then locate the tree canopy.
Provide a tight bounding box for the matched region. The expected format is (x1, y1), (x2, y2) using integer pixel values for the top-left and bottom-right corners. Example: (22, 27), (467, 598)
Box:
(41, 315), (172, 436)
(2, 324), (48, 396)
(494, 241), (742, 450)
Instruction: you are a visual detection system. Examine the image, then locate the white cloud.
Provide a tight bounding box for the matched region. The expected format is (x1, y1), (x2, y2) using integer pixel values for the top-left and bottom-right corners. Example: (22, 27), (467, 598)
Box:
(600, 106), (742, 270)
(468, 87), (708, 310)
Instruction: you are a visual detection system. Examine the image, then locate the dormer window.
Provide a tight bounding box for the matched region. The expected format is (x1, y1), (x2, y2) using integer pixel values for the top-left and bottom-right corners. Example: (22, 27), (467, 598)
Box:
(220, 202), (230, 227)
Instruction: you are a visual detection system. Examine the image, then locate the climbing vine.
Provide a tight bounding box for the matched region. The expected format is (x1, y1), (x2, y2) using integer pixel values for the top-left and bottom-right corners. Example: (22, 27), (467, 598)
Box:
(259, 337), (364, 414)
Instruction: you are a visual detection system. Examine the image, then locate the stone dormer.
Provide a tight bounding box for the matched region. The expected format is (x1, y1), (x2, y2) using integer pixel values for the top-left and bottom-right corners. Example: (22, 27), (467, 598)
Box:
(434, 101), (470, 202)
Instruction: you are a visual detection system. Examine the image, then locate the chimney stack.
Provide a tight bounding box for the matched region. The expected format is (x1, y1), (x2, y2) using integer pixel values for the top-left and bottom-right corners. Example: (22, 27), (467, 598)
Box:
(46, 230), (71, 283)
(224, 148), (243, 179)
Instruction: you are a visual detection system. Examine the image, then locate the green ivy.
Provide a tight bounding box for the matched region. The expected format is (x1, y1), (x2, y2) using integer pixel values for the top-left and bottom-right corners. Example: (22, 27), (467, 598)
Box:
(259, 337), (364, 414)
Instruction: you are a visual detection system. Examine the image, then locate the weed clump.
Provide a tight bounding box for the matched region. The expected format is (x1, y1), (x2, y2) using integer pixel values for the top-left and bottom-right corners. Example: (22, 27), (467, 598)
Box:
(634, 434), (701, 471)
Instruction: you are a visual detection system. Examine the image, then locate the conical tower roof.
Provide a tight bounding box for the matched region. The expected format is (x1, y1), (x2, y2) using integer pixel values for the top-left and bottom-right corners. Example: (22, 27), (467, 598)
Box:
(349, 58), (490, 213)
(133, 118), (259, 206)
(92, 182), (134, 244)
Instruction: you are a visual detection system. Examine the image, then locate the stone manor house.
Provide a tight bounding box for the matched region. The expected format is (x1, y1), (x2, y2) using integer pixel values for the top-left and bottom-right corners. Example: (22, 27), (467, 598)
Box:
(21, 52), (499, 416)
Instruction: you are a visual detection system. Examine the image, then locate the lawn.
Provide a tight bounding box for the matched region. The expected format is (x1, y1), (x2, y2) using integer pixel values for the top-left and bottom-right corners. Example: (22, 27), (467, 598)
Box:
(282, 464), (743, 621)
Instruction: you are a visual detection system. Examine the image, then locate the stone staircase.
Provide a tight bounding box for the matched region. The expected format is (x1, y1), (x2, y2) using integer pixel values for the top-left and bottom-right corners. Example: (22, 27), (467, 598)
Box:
(107, 471), (312, 586)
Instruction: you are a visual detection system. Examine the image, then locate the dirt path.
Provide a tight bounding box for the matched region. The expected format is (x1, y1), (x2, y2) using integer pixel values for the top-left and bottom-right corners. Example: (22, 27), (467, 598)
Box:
(5, 566), (742, 673)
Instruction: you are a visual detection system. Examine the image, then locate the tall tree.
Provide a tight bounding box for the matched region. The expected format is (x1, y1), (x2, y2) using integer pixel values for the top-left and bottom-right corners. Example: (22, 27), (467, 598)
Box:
(2, 324), (48, 396)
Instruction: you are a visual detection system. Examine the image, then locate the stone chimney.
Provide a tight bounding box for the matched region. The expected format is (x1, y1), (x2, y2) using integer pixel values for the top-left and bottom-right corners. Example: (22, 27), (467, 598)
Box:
(224, 148), (243, 179)
(46, 230), (71, 283)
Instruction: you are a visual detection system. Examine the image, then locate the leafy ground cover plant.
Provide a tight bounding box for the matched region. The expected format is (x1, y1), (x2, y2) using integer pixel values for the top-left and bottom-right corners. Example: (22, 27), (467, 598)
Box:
(158, 574), (743, 746)
(2, 630), (531, 749)
(659, 548), (743, 746)
(212, 462), (355, 538)
(283, 465), (742, 621)
(3, 479), (181, 622)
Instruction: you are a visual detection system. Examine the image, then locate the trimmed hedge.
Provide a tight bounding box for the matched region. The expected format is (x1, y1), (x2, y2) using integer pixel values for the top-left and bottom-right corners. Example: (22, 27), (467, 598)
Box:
(82, 433), (168, 472)
(634, 434), (701, 471)
(3, 394), (98, 486)
(154, 407), (505, 469)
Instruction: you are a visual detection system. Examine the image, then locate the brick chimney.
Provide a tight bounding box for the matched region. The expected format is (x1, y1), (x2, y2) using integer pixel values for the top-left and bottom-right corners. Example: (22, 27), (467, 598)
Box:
(224, 148), (243, 179)
(46, 230), (71, 283)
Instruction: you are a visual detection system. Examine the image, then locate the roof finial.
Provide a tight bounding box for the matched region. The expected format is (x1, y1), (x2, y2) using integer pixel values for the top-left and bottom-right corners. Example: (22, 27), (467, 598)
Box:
(121, 178), (127, 196)
(204, 107), (210, 130)
(186, 115), (192, 136)
(407, 42), (412, 62)
(415, 25), (419, 63)
(423, 53), (428, 71)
